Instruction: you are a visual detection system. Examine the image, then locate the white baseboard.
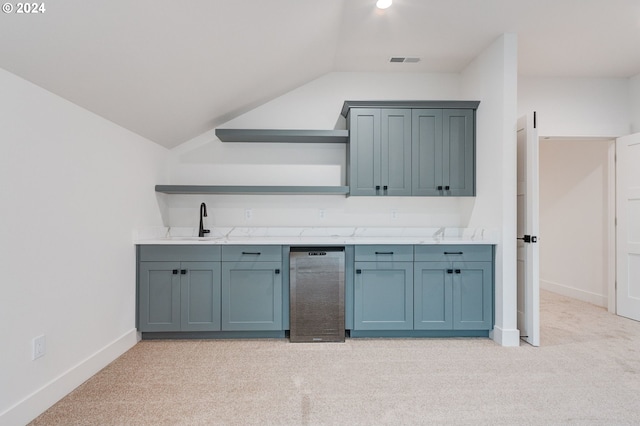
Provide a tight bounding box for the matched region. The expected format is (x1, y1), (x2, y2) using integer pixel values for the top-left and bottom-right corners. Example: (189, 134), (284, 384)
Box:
(541, 279), (607, 307)
(0, 329), (138, 426)
(490, 326), (520, 347)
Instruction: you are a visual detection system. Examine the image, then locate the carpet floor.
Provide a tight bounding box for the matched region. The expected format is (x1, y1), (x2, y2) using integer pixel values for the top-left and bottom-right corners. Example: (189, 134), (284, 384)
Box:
(29, 291), (640, 425)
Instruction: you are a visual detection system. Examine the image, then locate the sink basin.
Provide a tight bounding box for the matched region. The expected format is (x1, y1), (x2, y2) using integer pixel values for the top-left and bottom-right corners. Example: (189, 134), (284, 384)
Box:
(166, 236), (223, 241)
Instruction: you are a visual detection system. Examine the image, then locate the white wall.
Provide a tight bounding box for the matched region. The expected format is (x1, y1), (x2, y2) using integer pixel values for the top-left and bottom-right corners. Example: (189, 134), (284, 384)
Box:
(518, 77), (630, 137)
(461, 34), (519, 346)
(539, 138), (613, 307)
(167, 72), (476, 228)
(0, 69), (169, 425)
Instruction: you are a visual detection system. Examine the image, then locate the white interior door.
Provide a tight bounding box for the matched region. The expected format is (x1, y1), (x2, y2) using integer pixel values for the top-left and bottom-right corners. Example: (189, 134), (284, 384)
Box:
(517, 112), (540, 346)
(616, 133), (640, 321)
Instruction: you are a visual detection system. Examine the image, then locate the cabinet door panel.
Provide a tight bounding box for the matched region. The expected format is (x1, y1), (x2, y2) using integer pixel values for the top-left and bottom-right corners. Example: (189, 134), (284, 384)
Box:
(139, 262), (181, 332)
(222, 261), (282, 331)
(181, 262), (221, 331)
(354, 262), (413, 330)
(443, 109), (474, 196)
(382, 109), (412, 195)
(412, 109), (443, 196)
(414, 262), (452, 330)
(349, 109), (381, 196)
(453, 262), (492, 330)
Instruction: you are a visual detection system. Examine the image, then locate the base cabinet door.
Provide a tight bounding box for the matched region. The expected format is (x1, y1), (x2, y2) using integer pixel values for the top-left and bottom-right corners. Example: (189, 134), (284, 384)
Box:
(139, 262), (181, 332)
(222, 261), (283, 331)
(453, 261), (492, 330)
(354, 262), (413, 330)
(181, 262), (221, 331)
(414, 262), (452, 330)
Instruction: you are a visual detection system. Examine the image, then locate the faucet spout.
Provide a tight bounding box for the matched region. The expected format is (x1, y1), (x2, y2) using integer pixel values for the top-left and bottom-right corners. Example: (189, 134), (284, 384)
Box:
(198, 202), (210, 237)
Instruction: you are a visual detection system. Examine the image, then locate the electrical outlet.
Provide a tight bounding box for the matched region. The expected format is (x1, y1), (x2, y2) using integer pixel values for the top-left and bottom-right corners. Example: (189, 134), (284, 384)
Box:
(244, 208), (252, 221)
(33, 335), (46, 360)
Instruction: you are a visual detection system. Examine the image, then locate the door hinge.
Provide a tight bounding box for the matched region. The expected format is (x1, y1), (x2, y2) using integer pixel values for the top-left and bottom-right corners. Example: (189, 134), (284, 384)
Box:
(517, 235), (538, 243)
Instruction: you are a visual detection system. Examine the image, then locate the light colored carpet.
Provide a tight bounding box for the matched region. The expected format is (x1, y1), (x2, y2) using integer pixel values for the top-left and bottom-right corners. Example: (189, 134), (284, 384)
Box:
(30, 291), (640, 425)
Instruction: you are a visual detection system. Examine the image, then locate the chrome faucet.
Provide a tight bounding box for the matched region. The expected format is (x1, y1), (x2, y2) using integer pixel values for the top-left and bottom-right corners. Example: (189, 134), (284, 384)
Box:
(198, 202), (210, 237)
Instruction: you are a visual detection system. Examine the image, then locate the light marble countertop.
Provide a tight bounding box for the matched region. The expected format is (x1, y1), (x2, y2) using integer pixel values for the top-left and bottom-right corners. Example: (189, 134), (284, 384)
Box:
(134, 227), (498, 245)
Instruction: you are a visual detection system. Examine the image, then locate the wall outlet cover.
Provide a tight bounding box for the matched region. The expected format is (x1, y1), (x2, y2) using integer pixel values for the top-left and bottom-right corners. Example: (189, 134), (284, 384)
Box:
(33, 335), (46, 360)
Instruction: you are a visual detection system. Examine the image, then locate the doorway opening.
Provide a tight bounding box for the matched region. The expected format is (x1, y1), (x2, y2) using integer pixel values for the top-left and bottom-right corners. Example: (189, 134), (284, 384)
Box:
(538, 137), (616, 312)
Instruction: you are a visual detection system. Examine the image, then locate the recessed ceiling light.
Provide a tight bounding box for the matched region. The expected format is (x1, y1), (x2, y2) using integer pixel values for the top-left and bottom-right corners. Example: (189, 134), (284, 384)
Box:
(376, 0), (392, 9)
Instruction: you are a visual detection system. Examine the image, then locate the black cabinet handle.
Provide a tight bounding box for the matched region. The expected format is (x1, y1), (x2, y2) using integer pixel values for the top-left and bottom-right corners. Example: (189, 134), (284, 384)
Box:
(241, 251), (261, 255)
(447, 269), (454, 274)
(375, 185), (381, 191)
(180, 269), (187, 275)
(356, 269), (362, 274)
(275, 269), (280, 274)
(437, 185), (443, 191)
(445, 186), (450, 191)
(444, 252), (463, 255)
(172, 269), (178, 275)
(383, 185), (388, 191)
(375, 251), (394, 255)
(455, 269), (461, 274)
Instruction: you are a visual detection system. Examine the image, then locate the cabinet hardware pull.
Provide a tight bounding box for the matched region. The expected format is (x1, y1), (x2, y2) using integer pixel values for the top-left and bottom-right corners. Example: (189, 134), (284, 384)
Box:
(375, 251), (394, 255)
(172, 269), (179, 275)
(241, 251), (261, 255)
(437, 185), (443, 190)
(444, 251), (463, 255)
(275, 269), (280, 274)
(455, 269), (461, 274)
(447, 269), (454, 274)
(180, 269), (187, 274)
(445, 185), (450, 191)
(356, 269), (362, 274)
(375, 185), (381, 191)
(383, 185), (388, 191)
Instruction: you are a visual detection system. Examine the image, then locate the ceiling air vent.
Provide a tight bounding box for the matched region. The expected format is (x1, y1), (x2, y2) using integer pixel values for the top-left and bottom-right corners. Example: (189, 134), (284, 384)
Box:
(389, 57), (421, 63)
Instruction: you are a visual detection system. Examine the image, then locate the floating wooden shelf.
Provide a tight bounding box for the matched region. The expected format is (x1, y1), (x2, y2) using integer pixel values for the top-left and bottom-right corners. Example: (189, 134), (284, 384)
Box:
(155, 185), (350, 195)
(215, 129), (348, 143)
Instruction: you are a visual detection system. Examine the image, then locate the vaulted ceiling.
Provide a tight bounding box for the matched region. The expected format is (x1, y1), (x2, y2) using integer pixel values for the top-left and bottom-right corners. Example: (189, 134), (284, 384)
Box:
(2, 0), (639, 148)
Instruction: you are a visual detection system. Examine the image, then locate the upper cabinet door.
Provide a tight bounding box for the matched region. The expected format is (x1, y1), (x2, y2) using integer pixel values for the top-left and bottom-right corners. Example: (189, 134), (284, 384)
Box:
(381, 109), (412, 196)
(443, 109), (475, 196)
(412, 109), (443, 196)
(348, 108), (381, 196)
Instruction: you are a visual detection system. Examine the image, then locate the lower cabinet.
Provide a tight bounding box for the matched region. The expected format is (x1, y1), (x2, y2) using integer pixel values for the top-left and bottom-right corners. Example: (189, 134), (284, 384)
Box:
(221, 261), (283, 331)
(354, 261), (413, 330)
(351, 244), (494, 335)
(221, 245), (283, 331)
(353, 245), (415, 330)
(138, 260), (221, 332)
(414, 261), (492, 330)
(137, 245), (283, 335)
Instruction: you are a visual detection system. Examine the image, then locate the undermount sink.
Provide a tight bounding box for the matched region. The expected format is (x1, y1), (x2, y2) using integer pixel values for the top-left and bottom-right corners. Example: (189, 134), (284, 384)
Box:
(166, 236), (223, 241)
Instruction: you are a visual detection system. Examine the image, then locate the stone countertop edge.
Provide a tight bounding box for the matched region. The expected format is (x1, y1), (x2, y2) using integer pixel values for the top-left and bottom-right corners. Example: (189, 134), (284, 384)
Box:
(133, 227), (499, 245)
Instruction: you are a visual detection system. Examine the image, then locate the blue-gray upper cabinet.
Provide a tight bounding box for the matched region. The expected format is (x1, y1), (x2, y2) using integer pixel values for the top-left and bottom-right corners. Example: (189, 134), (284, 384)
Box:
(343, 101), (478, 197)
(138, 245), (222, 332)
(221, 246), (283, 331)
(348, 108), (412, 196)
(353, 245), (414, 330)
(414, 245), (493, 330)
(412, 109), (475, 196)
